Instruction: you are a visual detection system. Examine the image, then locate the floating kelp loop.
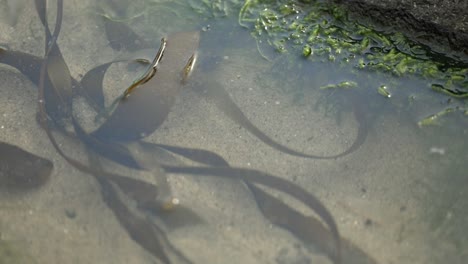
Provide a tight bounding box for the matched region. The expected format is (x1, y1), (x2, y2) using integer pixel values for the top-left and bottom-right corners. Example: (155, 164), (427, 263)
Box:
(202, 76), (367, 160)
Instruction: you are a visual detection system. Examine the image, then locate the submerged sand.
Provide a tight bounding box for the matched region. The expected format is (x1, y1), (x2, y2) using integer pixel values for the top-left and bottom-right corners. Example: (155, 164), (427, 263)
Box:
(0, 1), (467, 264)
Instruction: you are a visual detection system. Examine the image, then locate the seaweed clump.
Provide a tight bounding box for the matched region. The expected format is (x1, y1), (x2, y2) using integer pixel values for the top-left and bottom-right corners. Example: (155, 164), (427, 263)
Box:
(237, 0), (468, 99)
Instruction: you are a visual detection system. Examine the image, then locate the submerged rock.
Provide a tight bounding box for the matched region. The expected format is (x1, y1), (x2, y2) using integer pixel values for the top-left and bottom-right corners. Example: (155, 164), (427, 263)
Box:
(335, 0), (468, 56)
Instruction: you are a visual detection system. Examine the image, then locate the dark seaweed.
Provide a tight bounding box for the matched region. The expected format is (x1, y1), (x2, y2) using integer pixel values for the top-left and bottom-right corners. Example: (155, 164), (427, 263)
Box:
(202, 76), (368, 159)
(96, 174), (193, 264)
(79, 62), (115, 111)
(92, 17), (369, 159)
(32, 1), (185, 262)
(0, 1), (381, 263)
(81, 49), (368, 159)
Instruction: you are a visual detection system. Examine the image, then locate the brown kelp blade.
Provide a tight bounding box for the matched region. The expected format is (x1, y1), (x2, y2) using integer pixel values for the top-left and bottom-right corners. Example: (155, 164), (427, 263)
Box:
(91, 31), (201, 142)
(74, 115), (181, 260)
(71, 127), (228, 172)
(35, 0), (72, 120)
(97, 176), (192, 264)
(203, 77), (367, 160)
(34, 0), (47, 28)
(162, 165), (342, 263)
(133, 144), (354, 263)
(247, 182), (342, 263)
(0, 141), (53, 189)
(0, 48), (78, 126)
(79, 57), (152, 112)
(122, 38), (167, 99)
(78, 61), (114, 111)
(89, 164), (162, 210)
(46, 43), (72, 113)
(247, 182), (378, 264)
(139, 142), (230, 167)
(99, 178), (170, 264)
(137, 145), (362, 263)
(72, 116), (142, 169)
(33, 1), (183, 262)
(34, 0), (169, 207)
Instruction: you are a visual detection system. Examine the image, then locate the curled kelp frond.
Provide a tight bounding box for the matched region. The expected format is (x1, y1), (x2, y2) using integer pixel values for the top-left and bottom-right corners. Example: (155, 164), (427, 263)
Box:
(202, 77), (367, 159)
(78, 52), (153, 114)
(91, 31), (201, 142)
(122, 37), (167, 99)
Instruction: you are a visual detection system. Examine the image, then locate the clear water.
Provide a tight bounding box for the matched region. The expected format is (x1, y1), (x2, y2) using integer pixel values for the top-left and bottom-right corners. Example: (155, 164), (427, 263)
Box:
(0, 0), (467, 263)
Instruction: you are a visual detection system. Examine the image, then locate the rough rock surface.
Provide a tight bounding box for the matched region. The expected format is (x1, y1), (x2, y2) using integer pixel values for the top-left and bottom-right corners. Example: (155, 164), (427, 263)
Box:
(335, 0), (468, 57)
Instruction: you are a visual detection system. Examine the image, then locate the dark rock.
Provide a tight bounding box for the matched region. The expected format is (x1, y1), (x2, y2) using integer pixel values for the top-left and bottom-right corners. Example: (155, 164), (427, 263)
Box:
(334, 0), (468, 57)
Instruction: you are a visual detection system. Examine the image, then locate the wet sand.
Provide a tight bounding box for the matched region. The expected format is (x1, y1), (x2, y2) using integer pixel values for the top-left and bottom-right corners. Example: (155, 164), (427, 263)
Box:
(1, 1), (467, 264)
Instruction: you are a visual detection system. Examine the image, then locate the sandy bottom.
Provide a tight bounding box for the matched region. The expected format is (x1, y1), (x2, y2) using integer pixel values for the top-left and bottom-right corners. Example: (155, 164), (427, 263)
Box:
(1, 1), (467, 264)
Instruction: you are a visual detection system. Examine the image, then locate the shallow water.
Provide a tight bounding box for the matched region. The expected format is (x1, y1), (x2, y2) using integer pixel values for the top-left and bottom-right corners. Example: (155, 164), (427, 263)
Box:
(0, 0), (467, 263)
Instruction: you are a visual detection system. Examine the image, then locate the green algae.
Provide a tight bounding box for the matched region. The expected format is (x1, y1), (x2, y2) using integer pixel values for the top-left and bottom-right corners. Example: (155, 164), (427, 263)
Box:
(320, 81), (358, 90)
(234, 0), (467, 126)
(418, 107), (467, 127)
(377, 85), (391, 98)
(238, 0), (467, 95)
(235, 0), (468, 113)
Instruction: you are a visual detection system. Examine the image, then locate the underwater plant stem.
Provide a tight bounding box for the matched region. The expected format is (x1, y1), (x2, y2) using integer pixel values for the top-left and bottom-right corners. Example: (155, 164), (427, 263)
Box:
(238, 0), (252, 28)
